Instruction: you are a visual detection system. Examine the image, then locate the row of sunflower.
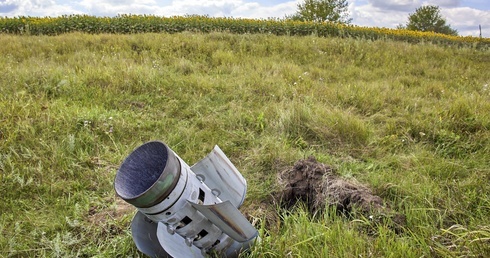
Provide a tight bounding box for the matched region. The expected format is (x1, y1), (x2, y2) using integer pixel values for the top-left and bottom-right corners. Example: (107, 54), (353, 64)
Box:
(1, 14), (488, 48)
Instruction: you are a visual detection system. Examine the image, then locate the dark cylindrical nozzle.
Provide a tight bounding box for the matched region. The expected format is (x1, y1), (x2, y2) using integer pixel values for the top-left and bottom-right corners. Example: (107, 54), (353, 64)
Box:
(115, 141), (181, 208)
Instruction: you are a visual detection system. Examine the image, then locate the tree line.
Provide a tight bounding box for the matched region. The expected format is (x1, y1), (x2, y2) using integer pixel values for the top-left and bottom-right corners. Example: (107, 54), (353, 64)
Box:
(289, 0), (459, 36)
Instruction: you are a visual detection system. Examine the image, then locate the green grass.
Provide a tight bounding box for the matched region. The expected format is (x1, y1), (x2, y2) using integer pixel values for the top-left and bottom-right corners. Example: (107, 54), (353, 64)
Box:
(1, 32), (489, 257)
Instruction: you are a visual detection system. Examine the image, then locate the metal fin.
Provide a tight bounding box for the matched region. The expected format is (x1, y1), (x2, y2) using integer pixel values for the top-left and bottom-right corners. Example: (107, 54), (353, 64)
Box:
(190, 201), (258, 243)
(191, 145), (247, 208)
(130, 212), (171, 258)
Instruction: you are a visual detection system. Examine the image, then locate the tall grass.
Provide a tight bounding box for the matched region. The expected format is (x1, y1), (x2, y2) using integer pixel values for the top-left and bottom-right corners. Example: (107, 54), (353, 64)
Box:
(0, 32), (489, 257)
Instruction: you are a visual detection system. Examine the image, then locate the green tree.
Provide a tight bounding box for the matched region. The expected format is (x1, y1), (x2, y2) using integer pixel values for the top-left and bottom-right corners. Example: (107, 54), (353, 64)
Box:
(403, 5), (458, 36)
(289, 0), (352, 24)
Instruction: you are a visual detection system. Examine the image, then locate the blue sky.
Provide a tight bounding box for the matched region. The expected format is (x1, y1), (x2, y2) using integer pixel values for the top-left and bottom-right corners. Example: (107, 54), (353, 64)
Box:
(1, 0), (488, 36)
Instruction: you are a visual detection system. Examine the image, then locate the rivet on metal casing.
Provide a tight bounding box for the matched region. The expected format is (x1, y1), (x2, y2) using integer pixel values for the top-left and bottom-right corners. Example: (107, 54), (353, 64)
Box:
(211, 189), (221, 197)
(167, 224), (176, 235)
(196, 174), (205, 183)
(185, 236), (195, 247)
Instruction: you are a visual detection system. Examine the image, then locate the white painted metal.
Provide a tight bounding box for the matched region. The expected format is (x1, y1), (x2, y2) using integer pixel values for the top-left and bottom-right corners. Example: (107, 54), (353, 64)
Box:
(117, 141), (258, 258)
(190, 201), (258, 242)
(191, 145), (247, 208)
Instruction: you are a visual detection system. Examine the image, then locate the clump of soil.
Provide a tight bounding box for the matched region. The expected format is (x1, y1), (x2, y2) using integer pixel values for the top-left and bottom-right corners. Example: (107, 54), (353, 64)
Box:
(276, 156), (404, 225)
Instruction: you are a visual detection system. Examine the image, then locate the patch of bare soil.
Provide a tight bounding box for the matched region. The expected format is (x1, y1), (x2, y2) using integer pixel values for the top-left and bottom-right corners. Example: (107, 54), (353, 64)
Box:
(275, 156), (406, 231)
(88, 197), (134, 226)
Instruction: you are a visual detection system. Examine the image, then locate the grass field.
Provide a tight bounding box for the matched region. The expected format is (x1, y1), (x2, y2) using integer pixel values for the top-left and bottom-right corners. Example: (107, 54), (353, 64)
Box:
(1, 32), (489, 257)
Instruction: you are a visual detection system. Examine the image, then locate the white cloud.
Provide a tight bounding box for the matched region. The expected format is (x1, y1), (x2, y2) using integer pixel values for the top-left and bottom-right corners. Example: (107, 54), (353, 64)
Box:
(351, 2), (408, 28)
(78, 0), (159, 16)
(366, 0), (460, 12)
(424, 0), (460, 7)
(230, 1), (298, 19)
(368, 0), (419, 12)
(0, 0), (18, 13)
(0, 0), (82, 16)
(164, 0), (244, 16)
(442, 7), (490, 36)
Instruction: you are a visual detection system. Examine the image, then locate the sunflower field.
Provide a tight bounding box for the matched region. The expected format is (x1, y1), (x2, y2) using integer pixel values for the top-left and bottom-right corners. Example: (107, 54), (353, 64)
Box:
(1, 14), (488, 48)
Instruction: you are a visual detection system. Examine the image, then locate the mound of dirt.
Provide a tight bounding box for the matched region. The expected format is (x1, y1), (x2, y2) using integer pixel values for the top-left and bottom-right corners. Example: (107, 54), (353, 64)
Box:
(276, 156), (394, 217)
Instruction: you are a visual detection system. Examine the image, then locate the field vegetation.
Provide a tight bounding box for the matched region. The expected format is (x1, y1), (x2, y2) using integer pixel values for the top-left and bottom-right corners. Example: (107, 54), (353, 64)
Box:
(0, 31), (489, 257)
(1, 15), (489, 48)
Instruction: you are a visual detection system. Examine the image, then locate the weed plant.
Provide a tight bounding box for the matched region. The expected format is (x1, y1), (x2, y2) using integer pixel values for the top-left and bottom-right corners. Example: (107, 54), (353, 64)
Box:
(0, 32), (489, 257)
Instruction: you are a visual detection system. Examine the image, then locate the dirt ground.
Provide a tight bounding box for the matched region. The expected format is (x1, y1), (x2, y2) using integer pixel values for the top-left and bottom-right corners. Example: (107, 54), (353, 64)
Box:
(88, 197), (134, 228)
(276, 156), (385, 213)
(273, 156), (406, 231)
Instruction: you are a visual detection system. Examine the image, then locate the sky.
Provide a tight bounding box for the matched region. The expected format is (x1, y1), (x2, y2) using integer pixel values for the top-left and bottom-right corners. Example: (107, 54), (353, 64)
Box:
(0, 0), (488, 37)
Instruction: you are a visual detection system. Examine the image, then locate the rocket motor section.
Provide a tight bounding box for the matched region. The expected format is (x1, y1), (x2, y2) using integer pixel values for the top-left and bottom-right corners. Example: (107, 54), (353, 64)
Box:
(114, 141), (258, 257)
